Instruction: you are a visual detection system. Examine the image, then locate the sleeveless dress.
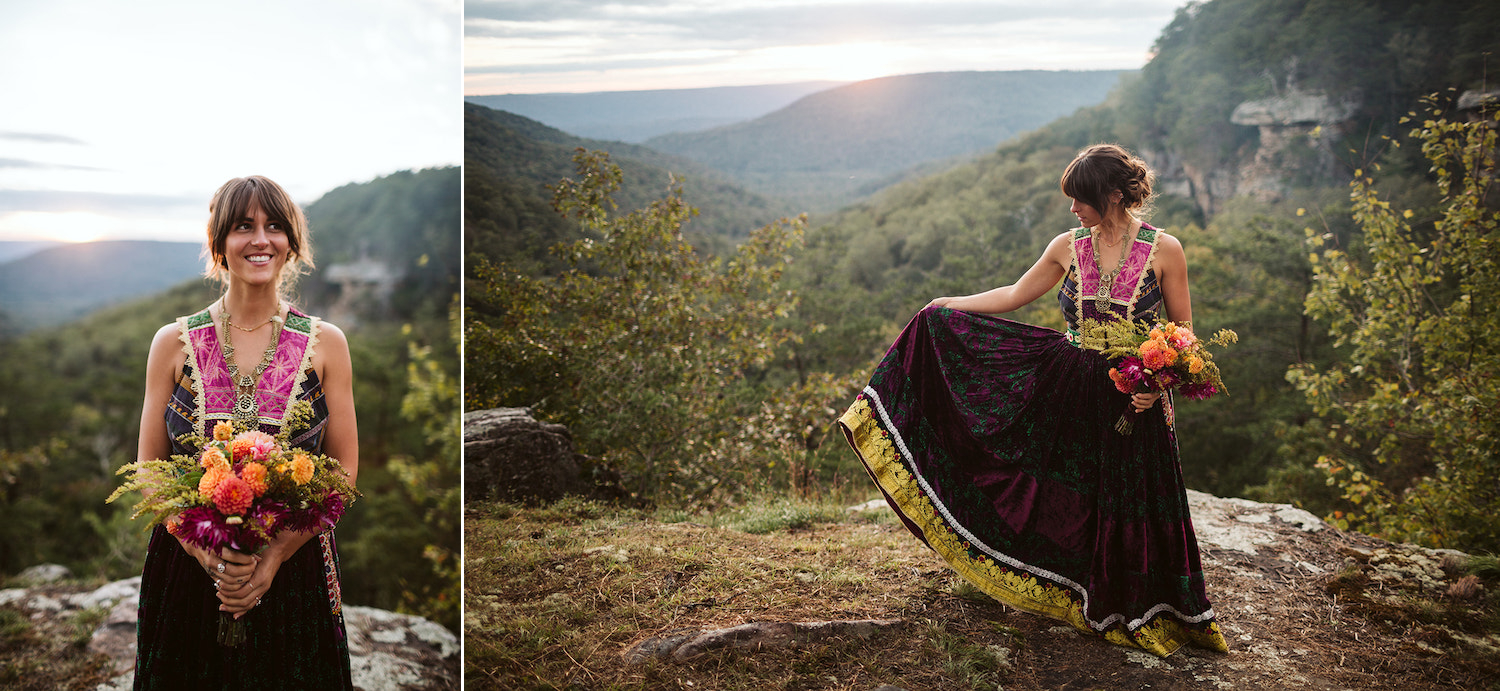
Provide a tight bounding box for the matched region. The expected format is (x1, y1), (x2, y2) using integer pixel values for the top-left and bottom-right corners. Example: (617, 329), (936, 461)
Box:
(134, 306), (354, 689)
(837, 224), (1228, 657)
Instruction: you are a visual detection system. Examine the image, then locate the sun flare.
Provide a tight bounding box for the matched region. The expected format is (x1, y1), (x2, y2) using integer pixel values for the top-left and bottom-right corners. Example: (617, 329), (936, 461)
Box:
(756, 42), (909, 83)
(0, 211), (110, 244)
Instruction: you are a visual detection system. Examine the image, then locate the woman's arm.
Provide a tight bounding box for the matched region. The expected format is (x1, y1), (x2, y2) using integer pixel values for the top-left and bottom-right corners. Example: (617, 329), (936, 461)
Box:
(1154, 233), (1193, 324)
(1132, 233), (1193, 412)
(929, 232), (1072, 314)
(220, 320), (358, 617)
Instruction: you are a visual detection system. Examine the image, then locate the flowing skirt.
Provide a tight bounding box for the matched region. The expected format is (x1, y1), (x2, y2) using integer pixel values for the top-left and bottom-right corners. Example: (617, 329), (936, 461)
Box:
(838, 307), (1227, 656)
(134, 526), (354, 689)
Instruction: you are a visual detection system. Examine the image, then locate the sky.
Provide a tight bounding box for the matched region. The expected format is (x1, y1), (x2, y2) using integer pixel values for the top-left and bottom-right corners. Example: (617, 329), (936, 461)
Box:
(465, 0), (1189, 95)
(0, 0), (461, 245)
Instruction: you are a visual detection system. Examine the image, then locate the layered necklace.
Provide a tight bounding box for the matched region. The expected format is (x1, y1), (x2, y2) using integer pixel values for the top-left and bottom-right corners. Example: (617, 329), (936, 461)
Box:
(1090, 225), (1131, 310)
(217, 300), (285, 426)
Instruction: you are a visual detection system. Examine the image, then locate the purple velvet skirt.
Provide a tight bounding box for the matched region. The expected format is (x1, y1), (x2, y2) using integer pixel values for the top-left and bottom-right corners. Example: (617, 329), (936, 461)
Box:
(838, 306), (1228, 656)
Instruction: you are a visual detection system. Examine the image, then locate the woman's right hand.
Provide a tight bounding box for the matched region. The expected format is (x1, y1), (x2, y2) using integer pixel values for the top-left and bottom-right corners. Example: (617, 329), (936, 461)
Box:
(927, 297), (954, 309)
(179, 537), (256, 592)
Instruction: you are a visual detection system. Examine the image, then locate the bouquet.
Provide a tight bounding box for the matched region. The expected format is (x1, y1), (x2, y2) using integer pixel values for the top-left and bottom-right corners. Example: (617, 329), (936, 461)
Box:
(108, 400), (357, 646)
(1076, 318), (1238, 435)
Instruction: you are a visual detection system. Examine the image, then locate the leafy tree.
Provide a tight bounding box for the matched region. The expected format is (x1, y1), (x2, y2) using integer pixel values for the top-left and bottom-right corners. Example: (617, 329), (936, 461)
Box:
(1289, 100), (1500, 551)
(466, 149), (806, 502)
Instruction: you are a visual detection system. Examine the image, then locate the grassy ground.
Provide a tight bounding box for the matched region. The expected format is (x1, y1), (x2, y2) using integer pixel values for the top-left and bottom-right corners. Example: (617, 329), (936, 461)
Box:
(464, 495), (1500, 691)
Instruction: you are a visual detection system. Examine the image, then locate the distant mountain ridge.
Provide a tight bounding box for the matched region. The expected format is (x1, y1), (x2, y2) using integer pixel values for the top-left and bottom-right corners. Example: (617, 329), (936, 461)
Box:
(644, 70), (1129, 212)
(464, 103), (792, 274)
(465, 81), (847, 143)
(0, 241), (62, 265)
(0, 240), (206, 331)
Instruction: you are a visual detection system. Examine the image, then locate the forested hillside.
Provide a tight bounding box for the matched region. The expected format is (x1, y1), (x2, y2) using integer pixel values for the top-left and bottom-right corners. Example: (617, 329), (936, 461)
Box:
(0, 167), (461, 632)
(646, 70), (1127, 212)
(464, 102), (792, 274)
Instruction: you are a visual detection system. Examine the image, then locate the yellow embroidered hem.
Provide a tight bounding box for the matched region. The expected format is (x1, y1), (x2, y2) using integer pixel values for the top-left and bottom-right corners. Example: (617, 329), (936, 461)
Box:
(839, 396), (1228, 658)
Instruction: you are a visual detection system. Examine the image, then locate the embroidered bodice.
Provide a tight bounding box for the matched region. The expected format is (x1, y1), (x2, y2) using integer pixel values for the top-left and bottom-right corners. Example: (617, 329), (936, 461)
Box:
(164, 306), (328, 455)
(1057, 223), (1163, 331)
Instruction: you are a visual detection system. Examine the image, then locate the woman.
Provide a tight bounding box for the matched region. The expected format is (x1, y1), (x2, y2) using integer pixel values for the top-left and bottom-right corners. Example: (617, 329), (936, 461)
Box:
(133, 175), (358, 687)
(837, 144), (1228, 657)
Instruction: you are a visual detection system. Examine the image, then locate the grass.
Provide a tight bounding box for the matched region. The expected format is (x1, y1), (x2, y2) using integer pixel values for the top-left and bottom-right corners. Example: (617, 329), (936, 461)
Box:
(464, 494), (995, 690)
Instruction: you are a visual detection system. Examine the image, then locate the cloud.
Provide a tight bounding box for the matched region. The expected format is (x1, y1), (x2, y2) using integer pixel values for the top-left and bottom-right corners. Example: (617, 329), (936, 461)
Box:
(466, 0), (1155, 43)
(0, 158), (104, 172)
(464, 0), (1185, 92)
(0, 131), (87, 145)
(0, 189), (200, 215)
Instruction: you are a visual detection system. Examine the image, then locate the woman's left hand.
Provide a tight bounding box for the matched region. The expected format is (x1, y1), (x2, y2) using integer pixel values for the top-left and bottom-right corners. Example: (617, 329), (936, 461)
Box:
(1131, 391), (1162, 411)
(216, 547), (283, 618)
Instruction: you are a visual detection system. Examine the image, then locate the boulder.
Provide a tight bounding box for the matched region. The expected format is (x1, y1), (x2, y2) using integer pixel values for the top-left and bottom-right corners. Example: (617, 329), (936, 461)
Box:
(463, 407), (587, 504)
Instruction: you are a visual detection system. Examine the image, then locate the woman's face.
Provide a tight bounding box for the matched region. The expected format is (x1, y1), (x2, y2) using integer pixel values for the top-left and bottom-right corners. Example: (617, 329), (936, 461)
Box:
(1069, 197), (1105, 229)
(223, 200), (289, 288)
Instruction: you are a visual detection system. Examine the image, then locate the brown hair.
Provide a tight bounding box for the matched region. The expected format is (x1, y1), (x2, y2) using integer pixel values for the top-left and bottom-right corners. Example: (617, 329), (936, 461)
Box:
(1060, 144), (1155, 220)
(203, 175), (314, 292)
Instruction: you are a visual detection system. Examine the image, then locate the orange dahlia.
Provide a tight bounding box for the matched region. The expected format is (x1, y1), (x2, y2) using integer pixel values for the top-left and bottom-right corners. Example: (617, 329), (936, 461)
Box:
(290, 452), (315, 485)
(241, 462), (268, 497)
(200, 447), (229, 470)
(198, 465), (231, 498)
(212, 421), (234, 442)
(212, 475), (254, 515)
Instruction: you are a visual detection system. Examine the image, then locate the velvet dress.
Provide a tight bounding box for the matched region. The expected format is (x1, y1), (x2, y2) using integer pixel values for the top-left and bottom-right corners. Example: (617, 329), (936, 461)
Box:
(133, 306), (354, 689)
(838, 224), (1229, 657)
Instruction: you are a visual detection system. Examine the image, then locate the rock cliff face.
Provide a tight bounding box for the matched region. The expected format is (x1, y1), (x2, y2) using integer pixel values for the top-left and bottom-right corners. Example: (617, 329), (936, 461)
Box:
(0, 571), (457, 690)
(1150, 90), (1359, 216)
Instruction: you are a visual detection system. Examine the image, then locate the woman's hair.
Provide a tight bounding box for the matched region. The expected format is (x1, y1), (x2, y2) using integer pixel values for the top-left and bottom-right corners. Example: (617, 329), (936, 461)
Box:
(1060, 144), (1155, 219)
(204, 175), (314, 292)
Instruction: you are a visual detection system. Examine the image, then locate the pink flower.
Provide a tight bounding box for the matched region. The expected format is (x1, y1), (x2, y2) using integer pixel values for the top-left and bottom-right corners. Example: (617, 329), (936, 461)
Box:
(1110, 357), (1146, 393)
(1180, 381), (1218, 401)
(231, 430), (278, 462)
(1170, 330), (1196, 351)
(176, 506), (232, 550)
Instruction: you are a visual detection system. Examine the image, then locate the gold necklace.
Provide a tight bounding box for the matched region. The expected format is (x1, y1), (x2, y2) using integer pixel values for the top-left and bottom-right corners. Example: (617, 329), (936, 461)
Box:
(226, 314), (273, 332)
(1091, 231), (1132, 309)
(218, 303), (284, 426)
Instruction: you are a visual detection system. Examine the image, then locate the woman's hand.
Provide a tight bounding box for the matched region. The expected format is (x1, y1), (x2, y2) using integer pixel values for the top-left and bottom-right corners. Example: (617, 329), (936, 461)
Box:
(180, 538), (256, 595)
(216, 547), (281, 618)
(926, 297), (954, 309)
(1131, 391), (1162, 412)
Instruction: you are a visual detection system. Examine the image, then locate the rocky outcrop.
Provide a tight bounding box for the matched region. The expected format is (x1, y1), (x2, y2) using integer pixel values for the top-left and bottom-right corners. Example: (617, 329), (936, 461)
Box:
(624, 619), (904, 664)
(1229, 91), (1358, 204)
(464, 407), (627, 504)
(0, 570), (457, 691)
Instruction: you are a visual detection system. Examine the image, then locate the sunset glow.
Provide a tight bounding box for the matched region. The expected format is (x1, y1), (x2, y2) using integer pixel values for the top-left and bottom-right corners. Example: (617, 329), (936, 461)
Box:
(0, 211), (108, 244)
